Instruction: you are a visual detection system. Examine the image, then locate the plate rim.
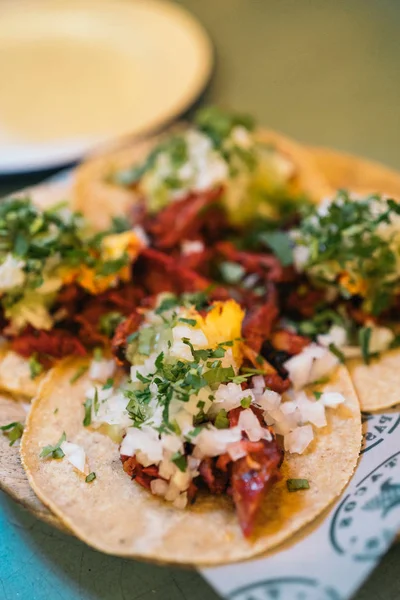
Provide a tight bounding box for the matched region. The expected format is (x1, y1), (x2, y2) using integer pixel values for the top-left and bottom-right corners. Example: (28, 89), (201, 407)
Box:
(0, 0), (214, 175)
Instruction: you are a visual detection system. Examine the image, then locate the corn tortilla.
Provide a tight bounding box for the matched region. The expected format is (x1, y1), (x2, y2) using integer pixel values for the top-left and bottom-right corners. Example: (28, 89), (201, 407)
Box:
(21, 358), (361, 566)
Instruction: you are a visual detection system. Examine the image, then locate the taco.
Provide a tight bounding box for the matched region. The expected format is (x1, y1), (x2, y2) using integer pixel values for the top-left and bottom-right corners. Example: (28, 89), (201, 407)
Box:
(21, 295), (361, 565)
(72, 106), (333, 232)
(288, 190), (400, 411)
(0, 193), (144, 400)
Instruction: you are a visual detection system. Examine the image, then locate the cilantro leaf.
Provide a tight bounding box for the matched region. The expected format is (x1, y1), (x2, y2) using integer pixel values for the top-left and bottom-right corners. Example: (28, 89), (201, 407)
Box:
(102, 378), (114, 390)
(29, 354), (43, 380)
(83, 397), (93, 426)
(219, 261), (245, 284)
(171, 451), (187, 472)
(259, 231), (293, 266)
(328, 343), (345, 364)
(287, 478), (310, 492)
(359, 326), (372, 365)
(0, 421), (24, 446)
(40, 432), (66, 459)
(214, 409), (229, 429)
(70, 365), (88, 384)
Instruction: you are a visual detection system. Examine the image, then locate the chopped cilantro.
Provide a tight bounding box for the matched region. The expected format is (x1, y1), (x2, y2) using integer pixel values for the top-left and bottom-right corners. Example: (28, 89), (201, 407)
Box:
(328, 343), (345, 364)
(359, 326), (372, 365)
(258, 231), (293, 266)
(138, 327), (155, 356)
(93, 388), (99, 414)
(313, 391), (323, 400)
(185, 426), (202, 439)
(0, 421), (24, 446)
(155, 352), (164, 370)
(93, 347), (103, 361)
(29, 354), (43, 380)
(99, 255), (128, 276)
(295, 191), (400, 315)
(83, 397), (93, 427)
(171, 451), (187, 472)
(178, 318), (197, 327)
(203, 366), (235, 386)
(311, 376), (330, 386)
(102, 378), (114, 390)
(155, 296), (179, 314)
(214, 409), (230, 429)
(256, 354), (264, 365)
(40, 432), (66, 459)
(99, 311), (124, 338)
(219, 261), (245, 284)
(85, 472), (96, 483)
(126, 331), (139, 344)
(240, 396), (252, 408)
(70, 365), (88, 384)
(287, 478), (310, 492)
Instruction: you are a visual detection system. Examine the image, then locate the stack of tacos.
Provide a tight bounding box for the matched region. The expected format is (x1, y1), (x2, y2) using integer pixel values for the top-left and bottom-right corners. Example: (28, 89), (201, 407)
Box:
(2, 106), (400, 564)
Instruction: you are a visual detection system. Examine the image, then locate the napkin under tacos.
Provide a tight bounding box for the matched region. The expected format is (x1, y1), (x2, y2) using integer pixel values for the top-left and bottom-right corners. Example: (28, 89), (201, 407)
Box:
(72, 106), (332, 232)
(22, 295), (361, 565)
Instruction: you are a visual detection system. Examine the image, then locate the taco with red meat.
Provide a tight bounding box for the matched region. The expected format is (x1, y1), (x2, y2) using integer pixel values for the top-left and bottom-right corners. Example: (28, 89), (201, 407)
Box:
(72, 107), (332, 235)
(21, 294), (361, 565)
(0, 193), (144, 400)
(287, 189), (400, 411)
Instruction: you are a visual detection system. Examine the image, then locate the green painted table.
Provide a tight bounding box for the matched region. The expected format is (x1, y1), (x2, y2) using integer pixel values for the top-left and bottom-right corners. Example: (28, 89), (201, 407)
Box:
(1, 1), (400, 598)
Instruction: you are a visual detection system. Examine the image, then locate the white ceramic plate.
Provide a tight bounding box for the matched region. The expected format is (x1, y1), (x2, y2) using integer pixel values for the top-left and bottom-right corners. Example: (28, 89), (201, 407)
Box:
(0, 0), (213, 174)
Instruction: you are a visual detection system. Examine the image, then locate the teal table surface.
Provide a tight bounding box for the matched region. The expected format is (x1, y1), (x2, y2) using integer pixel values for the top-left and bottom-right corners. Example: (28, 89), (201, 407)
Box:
(1, 1), (400, 599)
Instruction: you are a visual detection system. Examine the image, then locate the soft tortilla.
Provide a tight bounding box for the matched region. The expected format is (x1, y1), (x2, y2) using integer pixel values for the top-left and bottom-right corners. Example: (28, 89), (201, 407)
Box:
(72, 128), (333, 231)
(309, 146), (400, 198)
(310, 146), (400, 411)
(347, 349), (400, 412)
(21, 358), (361, 566)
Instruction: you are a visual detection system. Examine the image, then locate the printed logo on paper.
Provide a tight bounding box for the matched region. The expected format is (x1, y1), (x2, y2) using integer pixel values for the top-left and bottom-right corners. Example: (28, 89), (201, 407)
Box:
(330, 451), (400, 559)
(361, 409), (400, 454)
(228, 577), (341, 600)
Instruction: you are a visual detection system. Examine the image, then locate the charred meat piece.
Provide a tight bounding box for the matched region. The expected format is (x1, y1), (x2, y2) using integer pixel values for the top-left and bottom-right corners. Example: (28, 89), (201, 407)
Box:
(242, 291), (279, 353)
(145, 187), (225, 249)
(112, 310), (144, 367)
(230, 437), (282, 537)
(216, 241), (294, 283)
(11, 328), (87, 360)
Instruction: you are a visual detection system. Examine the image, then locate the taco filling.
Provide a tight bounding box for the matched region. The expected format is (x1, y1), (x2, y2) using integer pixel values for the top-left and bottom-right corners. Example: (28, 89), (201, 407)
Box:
(0, 196), (144, 396)
(78, 296), (348, 537)
(286, 191), (400, 409)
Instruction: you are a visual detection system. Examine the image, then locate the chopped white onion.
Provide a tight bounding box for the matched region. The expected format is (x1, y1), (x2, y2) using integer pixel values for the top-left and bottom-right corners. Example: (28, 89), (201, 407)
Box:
(227, 441), (247, 461)
(238, 408), (264, 442)
(181, 240), (204, 256)
(150, 478), (169, 497)
(295, 393), (327, 428)
(320, 392), (345, 408)
(89, 358), (115, 382)
(284, 343), (339, 390)
(60, 441), (88, 475)
(120, 427), (163, 463)
(173, 492), (188, 509)
(193, 426), (242, 458)
(284, 425), (314, 454)
(317, 325), (348, 348)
